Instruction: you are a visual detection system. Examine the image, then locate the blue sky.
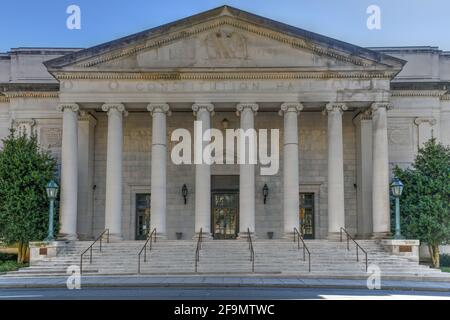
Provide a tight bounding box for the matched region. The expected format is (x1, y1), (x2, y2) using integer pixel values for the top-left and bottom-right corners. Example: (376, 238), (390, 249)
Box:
(1, 0), (449, 52)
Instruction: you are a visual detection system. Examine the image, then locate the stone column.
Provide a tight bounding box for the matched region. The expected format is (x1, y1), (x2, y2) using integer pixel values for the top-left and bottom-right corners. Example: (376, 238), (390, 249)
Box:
(371, 102), (391, 238)
(326, 103), (347, 238)
(192, 103), (214, 238)
(102, 103), (127, 241)
(279, 102), (303, 237)
(57, 103), (79, 240)
(77, 111), (97, 240)
(414, 117), (437, 146)
(148, 103), (170, 239)
(354, 111), (373, 239)
(236, 103), (259, 237)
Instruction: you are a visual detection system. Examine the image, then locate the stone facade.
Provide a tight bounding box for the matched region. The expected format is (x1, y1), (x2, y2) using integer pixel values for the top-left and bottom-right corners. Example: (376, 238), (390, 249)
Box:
(1, 6), (449, 241)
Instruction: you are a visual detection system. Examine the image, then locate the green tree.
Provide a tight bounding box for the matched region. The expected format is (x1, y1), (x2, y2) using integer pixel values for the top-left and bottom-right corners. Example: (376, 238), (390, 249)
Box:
(394, 138), (450, 268)
(0, 128), (57, 263)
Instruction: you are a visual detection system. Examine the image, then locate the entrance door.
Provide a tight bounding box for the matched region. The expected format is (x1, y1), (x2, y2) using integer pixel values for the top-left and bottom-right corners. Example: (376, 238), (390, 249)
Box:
(135, 193), (151, 240)
(299, 193), (315, 239)
(211, 175), (239, 240)
(212, 193), (239, 239)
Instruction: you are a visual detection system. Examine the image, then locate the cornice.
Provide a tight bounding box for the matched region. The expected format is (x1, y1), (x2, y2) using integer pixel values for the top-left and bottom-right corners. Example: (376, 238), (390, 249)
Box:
(53, 70), (395, 81)
(3, 91), (59, 99)
(390, 90), (447, 98)
(73, 16), (374, 69)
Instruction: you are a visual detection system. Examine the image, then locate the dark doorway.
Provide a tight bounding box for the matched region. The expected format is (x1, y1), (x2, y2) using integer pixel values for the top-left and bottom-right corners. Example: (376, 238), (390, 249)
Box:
(135, 193), (151, 240)
(300, 193), (315, 239)
(211, 175), (239, 239)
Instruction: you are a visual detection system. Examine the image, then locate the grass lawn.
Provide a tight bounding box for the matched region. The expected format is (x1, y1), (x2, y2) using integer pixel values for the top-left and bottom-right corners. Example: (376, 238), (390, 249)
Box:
(441, 267), (450, 273)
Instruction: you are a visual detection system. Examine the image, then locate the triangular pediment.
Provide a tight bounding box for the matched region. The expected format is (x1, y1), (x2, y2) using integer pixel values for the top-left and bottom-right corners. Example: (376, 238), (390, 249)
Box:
(45, 6), (405, 74)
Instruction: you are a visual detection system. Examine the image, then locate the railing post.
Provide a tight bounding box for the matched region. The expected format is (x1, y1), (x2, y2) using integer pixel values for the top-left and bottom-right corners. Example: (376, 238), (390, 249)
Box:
(100, 237), (102, 252)
(138, 257), (141, 274)
(365, 255), (368, 272)
(107, 229), (110, 243)
(89, 247), (92, 264)
(144, 243), (147, 263)
(346, 235), (349, 251)
(356, 246), (359, 262)
(308, 254), (311, 272)
(80, 257), (83, 275)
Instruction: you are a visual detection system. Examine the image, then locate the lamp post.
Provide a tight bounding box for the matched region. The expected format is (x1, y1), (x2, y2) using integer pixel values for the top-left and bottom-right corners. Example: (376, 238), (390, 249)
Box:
(45, 180), (59, 241)
(390, 177), (404, 239)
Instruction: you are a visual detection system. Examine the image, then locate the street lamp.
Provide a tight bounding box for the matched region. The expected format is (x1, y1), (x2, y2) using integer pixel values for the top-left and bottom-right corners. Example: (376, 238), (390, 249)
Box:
(391, 177), (404, 239)
(45, 180), (59, 241)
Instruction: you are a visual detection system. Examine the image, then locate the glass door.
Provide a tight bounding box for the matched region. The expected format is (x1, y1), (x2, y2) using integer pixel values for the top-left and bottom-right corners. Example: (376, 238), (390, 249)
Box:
(212, 193), (239, 239)
(299, 193), (315, 239)
(135, 193), (151, 240)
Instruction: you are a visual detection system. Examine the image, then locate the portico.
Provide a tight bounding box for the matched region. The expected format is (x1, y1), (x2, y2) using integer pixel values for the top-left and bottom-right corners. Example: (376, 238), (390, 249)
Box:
(43, 5), (405, 241)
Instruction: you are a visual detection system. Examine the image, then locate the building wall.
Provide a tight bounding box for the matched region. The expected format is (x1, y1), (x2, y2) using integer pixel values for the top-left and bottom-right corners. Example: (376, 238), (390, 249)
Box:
(89, 109), (357, 240)
(1, 46), (450, 241)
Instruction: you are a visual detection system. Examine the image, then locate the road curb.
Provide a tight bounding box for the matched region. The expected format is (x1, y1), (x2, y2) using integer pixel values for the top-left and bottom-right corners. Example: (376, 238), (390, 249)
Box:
(1, 279), (450, 292)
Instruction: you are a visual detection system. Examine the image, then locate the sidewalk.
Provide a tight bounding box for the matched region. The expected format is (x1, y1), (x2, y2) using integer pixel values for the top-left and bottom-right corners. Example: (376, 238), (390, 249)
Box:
(1, 275), (450, 292)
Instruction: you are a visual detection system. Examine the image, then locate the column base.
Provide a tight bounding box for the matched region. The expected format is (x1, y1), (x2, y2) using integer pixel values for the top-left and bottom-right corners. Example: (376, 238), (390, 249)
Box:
(354, 233), (373, 240)
(237, 232), (256, 240)
(193, 232), (212, 240)
(108, 234), (123, 242)
(371, 232), (391, 240)
(283, 232), (296, 240)
(57, 233), (78, 241)
(327, 232), (342, 241)
(153, 233), (167, 240)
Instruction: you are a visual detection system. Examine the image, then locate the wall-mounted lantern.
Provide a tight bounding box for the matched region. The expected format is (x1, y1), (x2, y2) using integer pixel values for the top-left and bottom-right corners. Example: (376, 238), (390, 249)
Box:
(182, 184), (188, 205)
(221, 118), (230, 130)
(263, 184), (269, 204)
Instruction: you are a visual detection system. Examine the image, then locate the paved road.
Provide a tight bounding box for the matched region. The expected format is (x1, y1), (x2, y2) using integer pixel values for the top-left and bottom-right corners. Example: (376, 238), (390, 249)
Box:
(0, 286), (450, 300)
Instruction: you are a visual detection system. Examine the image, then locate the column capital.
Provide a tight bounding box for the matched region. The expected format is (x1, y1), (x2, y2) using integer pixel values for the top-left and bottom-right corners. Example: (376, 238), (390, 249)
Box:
(57, 103), (79, 113)
(147, 103), (171, 116)
(192, 103), (214, 116)
(324, 103), (348, 114)
(236, 103), (258, 116)
(414, 117), (437, 126)
(279, 102), (303, 116)
(371, 102), (392, 112)
(102, 103), (128, 116)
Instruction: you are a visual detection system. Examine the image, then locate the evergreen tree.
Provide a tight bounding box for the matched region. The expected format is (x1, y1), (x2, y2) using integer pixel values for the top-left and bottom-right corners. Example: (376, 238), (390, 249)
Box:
(394, 138), (450, 268)
(0, 128), (57, 263)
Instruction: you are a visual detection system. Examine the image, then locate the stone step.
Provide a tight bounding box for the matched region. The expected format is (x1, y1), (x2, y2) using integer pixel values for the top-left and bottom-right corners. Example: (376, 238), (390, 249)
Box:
(14, 239), (448, 278)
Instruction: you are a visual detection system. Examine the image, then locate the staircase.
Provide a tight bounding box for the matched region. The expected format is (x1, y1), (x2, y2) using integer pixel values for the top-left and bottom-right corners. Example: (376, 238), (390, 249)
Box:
(4, 239), (450, 279)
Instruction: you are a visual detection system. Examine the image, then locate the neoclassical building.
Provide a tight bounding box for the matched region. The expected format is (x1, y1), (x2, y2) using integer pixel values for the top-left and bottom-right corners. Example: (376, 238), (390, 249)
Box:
(1, 6), (449, 241)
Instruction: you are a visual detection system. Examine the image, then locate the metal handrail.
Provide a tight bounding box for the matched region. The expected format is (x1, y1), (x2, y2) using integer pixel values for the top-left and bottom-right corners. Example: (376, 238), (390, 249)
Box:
(247, 228), (255, 273)
(293, 227), (311, 272)
(80, 229), (110, 274)
(340, 227), (368, 272)
(194, 228), (203, 273)
(137, 228), (157, 274)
